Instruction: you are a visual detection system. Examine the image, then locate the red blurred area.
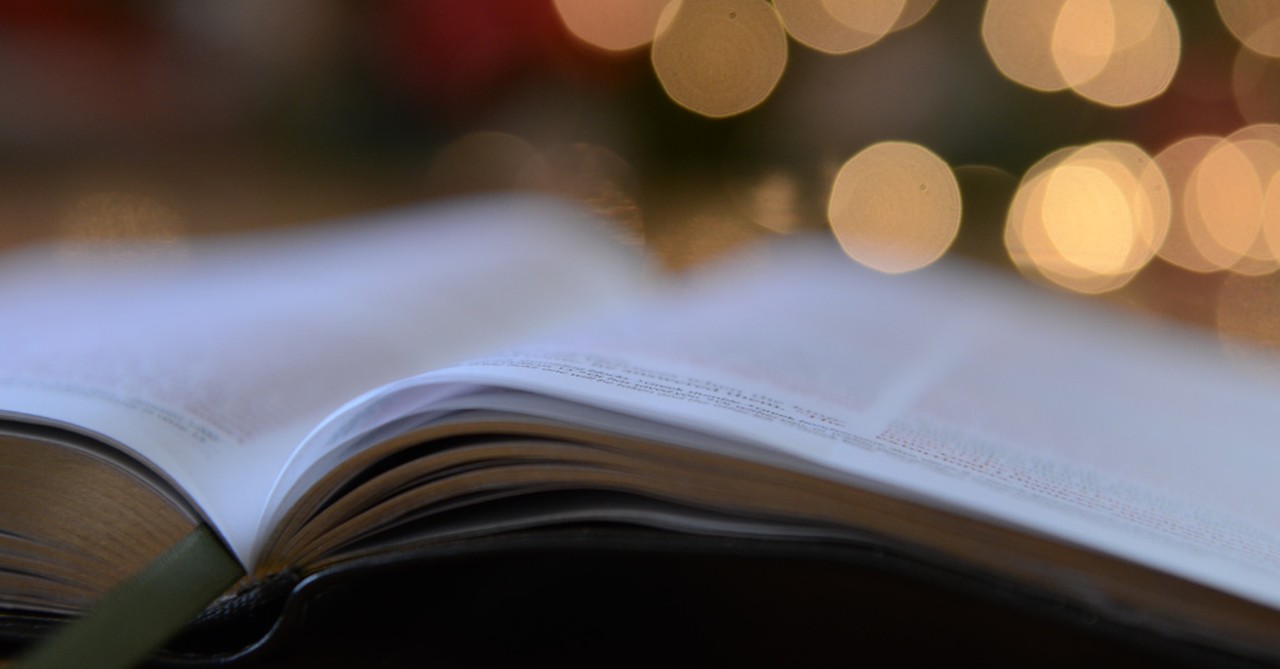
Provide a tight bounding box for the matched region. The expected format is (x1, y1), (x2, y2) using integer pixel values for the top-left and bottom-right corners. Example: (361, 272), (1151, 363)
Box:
(374, 0), (634, 120)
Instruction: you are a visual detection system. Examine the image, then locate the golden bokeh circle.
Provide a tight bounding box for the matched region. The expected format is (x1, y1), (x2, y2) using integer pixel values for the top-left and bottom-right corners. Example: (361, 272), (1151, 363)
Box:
(1216, 0), (1280, 57)
(552, 0), (672, 52)
(1069, 0), (1180, 107)
(1153, 135), (1224, 273)
(651, 0), (788, 118)
(984, 0), (1179, 106)
(1005, 142), (1168, 293)
(775, 0), (904, 54)
(828, 141), (960, 274)
(982, 0), (1071, 92)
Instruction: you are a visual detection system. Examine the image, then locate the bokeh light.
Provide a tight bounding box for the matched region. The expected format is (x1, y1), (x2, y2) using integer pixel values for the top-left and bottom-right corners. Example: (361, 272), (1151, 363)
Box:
(1216, 0), (1280, 58)
(774, 0), (905, 55)
(1069, 0), (1180, 107)
(1, 1), (1277, 365)
(651, 0), (788, 118)
(828, 141), (960, 274)
(1043, 165), (1135, 275)
(982, 0), (1073, 92)
(1050, 0), (1118, 90)
(1192, 140), (1267, 270)
(1153, 136), (1224, 273)
(983, 0), (1180, 106)
(1233, 126), (1280, 274)
(1233, 45), (1280, 125)
(552, 0), (671, 52)
(890, 0), (940, 32)
(1006, 142), (1169, 293)
(1184, 126), (1280, 276)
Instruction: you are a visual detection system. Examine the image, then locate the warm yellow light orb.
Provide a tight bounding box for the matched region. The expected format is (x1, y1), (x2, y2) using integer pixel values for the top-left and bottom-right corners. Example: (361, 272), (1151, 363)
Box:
(828, 142), (960, 274)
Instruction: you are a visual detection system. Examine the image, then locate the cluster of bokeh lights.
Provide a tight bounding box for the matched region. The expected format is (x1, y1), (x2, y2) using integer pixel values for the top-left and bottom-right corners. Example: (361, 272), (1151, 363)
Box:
(1002, 123), (1280, 293)
(982, 0), (1181, 107)
(549, 0), (1280, 292)
(553, 0), (936, 117)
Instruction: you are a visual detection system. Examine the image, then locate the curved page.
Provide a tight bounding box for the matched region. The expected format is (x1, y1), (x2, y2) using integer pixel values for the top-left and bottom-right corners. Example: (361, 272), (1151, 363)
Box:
(286, 238), (1280, 613)
(0, 195), (655, 563)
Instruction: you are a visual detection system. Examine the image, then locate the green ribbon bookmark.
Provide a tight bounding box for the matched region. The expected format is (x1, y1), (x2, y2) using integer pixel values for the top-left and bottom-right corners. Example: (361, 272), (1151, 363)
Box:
(16, 525), (244, 669)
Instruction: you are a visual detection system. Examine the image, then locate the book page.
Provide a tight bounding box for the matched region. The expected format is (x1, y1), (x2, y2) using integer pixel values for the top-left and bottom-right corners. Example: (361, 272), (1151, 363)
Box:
(313, 237), (1280, 609)
(0, 196), (654, 564)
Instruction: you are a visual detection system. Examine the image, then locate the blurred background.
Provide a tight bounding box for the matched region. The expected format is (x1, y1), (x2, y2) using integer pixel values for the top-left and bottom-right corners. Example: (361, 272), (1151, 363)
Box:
(1, 0), (1279, 347)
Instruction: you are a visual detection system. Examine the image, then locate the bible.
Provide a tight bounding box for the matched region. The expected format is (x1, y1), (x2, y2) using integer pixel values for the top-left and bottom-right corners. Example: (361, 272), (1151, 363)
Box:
(4, 195), (1280, 664)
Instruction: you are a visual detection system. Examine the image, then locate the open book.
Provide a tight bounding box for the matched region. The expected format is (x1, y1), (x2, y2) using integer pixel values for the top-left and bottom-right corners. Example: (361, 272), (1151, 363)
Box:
(4, 195), (1280, 663)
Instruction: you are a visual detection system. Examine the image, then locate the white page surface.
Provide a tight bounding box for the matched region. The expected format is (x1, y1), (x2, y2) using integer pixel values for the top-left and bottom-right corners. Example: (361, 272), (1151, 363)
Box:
(338, 238), (1280, 609)
(0, 195), (654, 563)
